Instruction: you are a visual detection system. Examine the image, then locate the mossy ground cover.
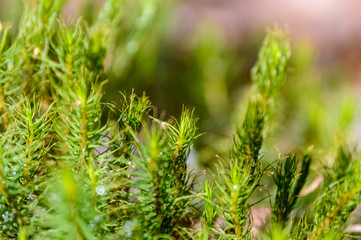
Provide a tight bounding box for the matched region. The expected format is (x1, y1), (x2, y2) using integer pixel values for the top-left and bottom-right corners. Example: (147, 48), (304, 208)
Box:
(0, 1), (360, 239)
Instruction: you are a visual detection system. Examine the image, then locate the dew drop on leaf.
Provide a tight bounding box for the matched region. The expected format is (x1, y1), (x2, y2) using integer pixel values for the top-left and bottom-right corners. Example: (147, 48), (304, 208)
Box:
(96, 185), (106, 196)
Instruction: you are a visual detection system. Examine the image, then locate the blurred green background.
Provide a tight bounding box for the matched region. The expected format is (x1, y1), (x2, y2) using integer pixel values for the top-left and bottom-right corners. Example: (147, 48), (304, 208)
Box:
(1, 0), (360, 170)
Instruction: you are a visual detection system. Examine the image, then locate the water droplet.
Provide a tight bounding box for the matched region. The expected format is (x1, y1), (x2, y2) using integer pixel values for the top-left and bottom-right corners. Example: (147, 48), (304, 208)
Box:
(33, 48), (40, 57)
(128, 161), (132, 166)
(233, 185), (238, 190)
(12, 171), (17, 176)
(2, 211), (13, 222)
(158, 152), (163, 157)
(123, 219), (138, 238)
(28, 193), (35, 201)
(96, 185), (106, 196)
(122, 117), (127, 122)
(94, 215), (101, 223)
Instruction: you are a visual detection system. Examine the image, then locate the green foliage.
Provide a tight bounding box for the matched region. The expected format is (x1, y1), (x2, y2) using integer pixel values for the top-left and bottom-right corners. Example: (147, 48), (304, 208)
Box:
(272, 150), (312, 226)
(0, 1), (360, 239)
(121, 109), (200, 239)
(205, 28), (291, 239)
(306, 147), (361, 239)
(251, 28), (291, 100)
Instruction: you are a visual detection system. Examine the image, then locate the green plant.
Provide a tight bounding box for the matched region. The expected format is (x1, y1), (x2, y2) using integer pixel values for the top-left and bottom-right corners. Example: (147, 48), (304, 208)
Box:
(0, 1), (360, 239)
(272, 150), (312, 226)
